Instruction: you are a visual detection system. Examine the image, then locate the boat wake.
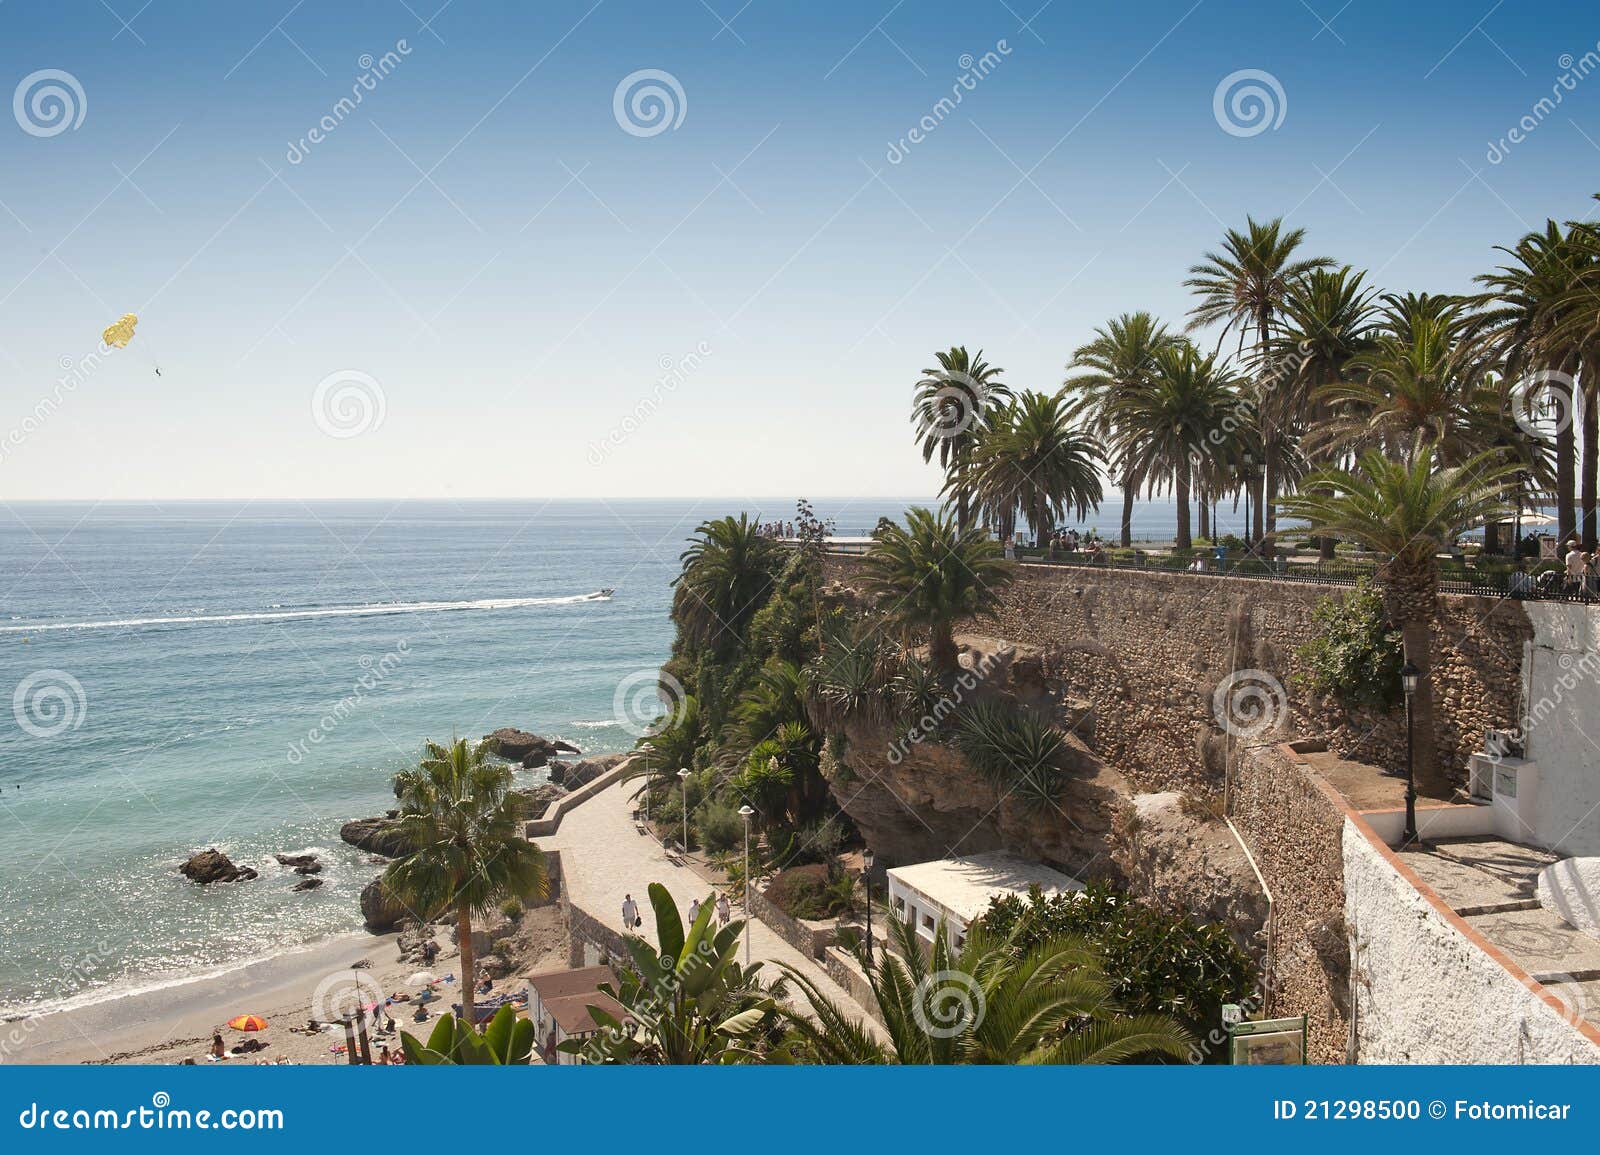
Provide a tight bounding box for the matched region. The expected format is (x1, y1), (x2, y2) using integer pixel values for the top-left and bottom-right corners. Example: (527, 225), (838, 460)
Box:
(1, 592), (614, 634)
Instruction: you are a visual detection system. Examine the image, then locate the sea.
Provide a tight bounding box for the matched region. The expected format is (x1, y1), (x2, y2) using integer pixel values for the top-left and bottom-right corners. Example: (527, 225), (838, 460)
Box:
(0, 496), (1213, 1019)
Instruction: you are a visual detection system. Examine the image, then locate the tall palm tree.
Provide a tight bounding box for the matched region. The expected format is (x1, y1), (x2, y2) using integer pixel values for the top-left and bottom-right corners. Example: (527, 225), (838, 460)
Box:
(1273, 267), (1380, 558)
(963, 390), (1104, 544)
(673, 514), (779, 655)
(1108, 342), (1243, 550)
(860, 506), (1015, 674)
(1473, 220), (1591, 546)
(1282, 448), (1515, 795)
(1186, 216), (1332, 547)
(1064, 313), (1178, 546)
(911, 347), (1013, 532)
(385, 739), (550, 1026)
(1312, 294), (1497, 465)
(779, 915), (1192, 1064)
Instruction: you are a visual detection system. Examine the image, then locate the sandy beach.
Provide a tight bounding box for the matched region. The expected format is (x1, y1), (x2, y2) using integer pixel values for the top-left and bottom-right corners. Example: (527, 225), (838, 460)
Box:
(8, 906), (568, 1066)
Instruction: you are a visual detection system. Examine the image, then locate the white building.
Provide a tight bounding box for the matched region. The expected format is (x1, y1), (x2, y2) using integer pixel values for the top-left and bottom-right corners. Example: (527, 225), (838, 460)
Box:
(526, 964), (630, 1065)
(885, 852), (1084, 948)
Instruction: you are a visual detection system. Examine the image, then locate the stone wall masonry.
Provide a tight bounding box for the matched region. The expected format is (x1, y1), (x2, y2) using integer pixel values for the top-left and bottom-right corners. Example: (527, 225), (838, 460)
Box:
(748, 883), (835, 960)
(1230, 744), (1353, 1064)
(823, 556), (1531, 793)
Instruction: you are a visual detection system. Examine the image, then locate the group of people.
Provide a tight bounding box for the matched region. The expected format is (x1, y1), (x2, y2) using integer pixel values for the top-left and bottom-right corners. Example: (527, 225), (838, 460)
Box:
(621, 891), (733, 931)
(1002, 527), (1103, 560)
(757, 521), (796, 538)
(1564, 538), (1600, 596)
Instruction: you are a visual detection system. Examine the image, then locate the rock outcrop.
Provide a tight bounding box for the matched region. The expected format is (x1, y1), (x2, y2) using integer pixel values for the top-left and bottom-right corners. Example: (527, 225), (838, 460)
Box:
(360, 877), (411, 932)
(510, 783), (567, 820)
(178, 849), (257, 884)
(274, 853), (319, 868)
(340, 817), (412, 858)
(292, 877), (324, 892)
(482, 727), (580, 767)
(548, 753), (627, 790)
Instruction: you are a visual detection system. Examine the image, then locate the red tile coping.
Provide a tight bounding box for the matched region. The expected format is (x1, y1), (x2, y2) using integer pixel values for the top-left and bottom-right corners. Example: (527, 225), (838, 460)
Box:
(1272, 741), (1600, 1051)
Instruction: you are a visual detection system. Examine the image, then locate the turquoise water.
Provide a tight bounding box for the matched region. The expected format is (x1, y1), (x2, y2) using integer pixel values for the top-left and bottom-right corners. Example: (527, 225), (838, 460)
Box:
(0, 499), (933, 1016)
(0, 495), (1220, 1016)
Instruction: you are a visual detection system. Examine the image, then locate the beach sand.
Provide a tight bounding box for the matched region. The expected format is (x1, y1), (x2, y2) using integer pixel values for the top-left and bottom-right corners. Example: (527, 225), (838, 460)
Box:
(9, 907), (568, 1065)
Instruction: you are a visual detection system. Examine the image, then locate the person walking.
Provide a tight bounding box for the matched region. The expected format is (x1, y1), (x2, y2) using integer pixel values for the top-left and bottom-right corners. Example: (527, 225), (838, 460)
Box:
(1565, 537), (1586, 595)
(621, 893), (640, 930)
(688, 896), (701, 925)
(716, 893), (731, 928)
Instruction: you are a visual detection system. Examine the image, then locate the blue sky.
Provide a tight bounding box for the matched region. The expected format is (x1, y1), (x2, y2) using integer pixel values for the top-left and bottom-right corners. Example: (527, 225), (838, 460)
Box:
(1, 0), (1597, 499)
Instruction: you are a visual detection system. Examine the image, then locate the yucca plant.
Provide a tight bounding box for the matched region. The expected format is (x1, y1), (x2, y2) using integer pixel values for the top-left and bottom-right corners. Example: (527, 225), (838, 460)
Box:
(953, 701), (1067, 811)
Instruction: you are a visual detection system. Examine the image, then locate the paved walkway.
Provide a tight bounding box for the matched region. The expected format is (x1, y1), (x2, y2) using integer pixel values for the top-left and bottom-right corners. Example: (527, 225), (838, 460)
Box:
(535, 779), (882, 1037)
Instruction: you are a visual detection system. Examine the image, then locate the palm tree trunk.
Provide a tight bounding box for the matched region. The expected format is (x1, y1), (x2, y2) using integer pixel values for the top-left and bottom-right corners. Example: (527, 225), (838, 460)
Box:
(1557, 372), (1577, 544)
(929, 623), (958, 675)
(1258, 319), (1277, 552)
(1583, 369), (1598, 551)
(1175, 467), (1192, 550)
(1197, 482), (1210, 541)
(1400, 620), (1445, 797)
(1119, 465), (1136, 548)
(457, 901), (476, 1028)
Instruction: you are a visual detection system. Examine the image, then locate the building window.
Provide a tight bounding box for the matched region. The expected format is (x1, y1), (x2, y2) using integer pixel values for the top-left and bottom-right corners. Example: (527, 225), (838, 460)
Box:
(893, 896), (905, 913)
(922, 912), (935, 932)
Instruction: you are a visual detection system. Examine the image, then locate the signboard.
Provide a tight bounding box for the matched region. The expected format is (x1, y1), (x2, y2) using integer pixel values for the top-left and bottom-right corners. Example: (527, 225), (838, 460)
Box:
(1227, 1014), (1308, 1065)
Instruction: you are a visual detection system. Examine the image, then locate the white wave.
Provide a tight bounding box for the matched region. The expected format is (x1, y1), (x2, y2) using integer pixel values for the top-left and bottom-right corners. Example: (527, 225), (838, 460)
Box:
(569, 720), (622, 729)
(0, 593), (608, 634)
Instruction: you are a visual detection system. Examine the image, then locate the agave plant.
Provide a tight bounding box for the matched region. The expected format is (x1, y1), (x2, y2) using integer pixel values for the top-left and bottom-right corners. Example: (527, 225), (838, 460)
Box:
(953, 700), (1068, 812)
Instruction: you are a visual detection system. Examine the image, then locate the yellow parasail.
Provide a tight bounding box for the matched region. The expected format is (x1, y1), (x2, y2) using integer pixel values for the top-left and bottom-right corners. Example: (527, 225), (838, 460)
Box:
(102, 313), (138, 349)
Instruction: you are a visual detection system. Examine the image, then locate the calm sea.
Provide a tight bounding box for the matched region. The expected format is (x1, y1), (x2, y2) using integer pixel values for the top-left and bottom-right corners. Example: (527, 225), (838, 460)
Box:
(0, 495), (1212, 1016)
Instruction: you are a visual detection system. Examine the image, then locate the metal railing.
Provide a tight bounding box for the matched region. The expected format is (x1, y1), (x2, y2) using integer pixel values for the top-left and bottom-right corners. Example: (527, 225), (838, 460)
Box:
(818, 540), (1599, 604)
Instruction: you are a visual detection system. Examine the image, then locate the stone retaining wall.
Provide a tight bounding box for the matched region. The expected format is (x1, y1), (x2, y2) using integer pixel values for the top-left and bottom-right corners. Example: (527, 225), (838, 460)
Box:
(525, 756), (638, 838)
(748, 885), (835, 960)
(823, 555), (1530, 792)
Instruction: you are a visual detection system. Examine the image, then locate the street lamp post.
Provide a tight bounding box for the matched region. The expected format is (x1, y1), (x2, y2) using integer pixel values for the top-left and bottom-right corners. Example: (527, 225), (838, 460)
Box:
(1401, 660), (1421, 847)
(862, 847), (875, 966)
(738, 805), (755, 967)
(640, 742), (654, 823)
(677, 767), (690, 856)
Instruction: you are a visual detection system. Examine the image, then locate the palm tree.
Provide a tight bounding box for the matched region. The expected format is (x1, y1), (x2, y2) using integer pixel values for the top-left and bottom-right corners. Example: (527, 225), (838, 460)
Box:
(1108, 342), (1243, 550)
(673, 514), (779, 655)
(1064, 313), (1178, 546)
(779, 915), (1192, 1064)
(911, 347), (1013, 532)
(963, 390), (1104, 544)
(1312, 294), (1498, 466)
(563, 883), (783, 1064)
(1274, 267), (1380, 557)
(860, 506), (1015, 674)
(385, 738), (550, 1026)
(1281, 447), (1515, 795)
(1186, 216), (1332, 547)
(1473, 220), (1592, 546)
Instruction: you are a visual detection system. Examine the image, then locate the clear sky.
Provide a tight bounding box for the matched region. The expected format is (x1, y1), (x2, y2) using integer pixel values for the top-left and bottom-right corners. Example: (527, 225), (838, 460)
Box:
(1, 0), (1597, 499)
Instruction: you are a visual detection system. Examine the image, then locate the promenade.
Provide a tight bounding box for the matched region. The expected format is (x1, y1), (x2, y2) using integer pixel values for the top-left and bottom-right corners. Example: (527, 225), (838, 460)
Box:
(534, 778), (882, 1036)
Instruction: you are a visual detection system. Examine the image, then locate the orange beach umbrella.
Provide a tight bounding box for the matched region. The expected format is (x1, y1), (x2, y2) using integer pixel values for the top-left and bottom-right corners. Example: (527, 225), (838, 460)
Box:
(226, 1014), (268, 1032)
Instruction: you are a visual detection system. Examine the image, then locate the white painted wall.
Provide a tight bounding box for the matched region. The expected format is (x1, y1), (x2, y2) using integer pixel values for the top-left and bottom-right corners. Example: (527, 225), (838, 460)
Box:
(1343, 821), (1600, 1064)
(1519, 603), (1600, 857)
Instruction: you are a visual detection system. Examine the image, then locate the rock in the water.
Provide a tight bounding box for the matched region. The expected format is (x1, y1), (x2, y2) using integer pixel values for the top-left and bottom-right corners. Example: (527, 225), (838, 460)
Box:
(340, 817), (413, 858)
(360, 877), (410, 932)
(546, 760), (574, 786)
(559, 754), (625, 790)
(293, 863), (322, 876)
(179, 849), (257, 885)
(292, 877), (324, 892)
(510, 782), (567, 820)
(482, 727), (580, 768)
(274, 853), (319, 868)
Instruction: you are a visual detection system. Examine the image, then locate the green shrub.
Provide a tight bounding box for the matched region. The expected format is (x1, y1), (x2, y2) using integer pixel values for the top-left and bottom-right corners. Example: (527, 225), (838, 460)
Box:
(1296, 579), (1402, 709)
(976, 882), (1255, 1041)
(500, 898), (524, 921)
(697, 801), (746, 853)
(766, 863), (857, 921)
